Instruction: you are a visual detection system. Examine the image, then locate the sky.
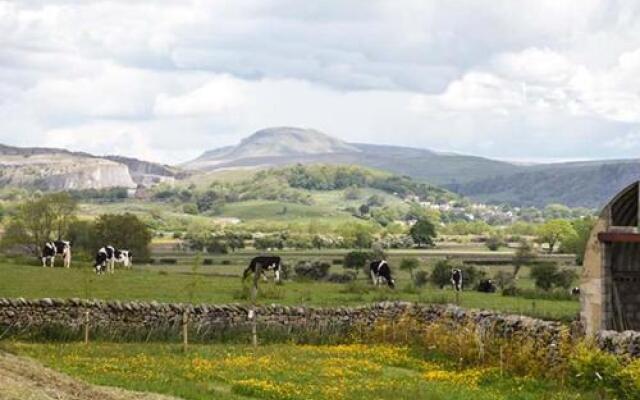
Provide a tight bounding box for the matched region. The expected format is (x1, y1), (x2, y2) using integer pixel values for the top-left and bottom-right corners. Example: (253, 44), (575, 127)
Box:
(2, 0), (640, 164)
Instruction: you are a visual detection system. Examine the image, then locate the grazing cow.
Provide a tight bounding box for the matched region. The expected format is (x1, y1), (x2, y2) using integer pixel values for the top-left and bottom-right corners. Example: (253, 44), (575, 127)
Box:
(41, 240), (71, 268)
(243, 256), (282, 282)
(370, 260), (396, 288)
(94, 245), (131, 274)
(451, 269), (463, 291)
(94, 247), (109, 275)
(571, 287), (580, 296)
(477, 279), (496, 293)
(114, 249), (133, 269)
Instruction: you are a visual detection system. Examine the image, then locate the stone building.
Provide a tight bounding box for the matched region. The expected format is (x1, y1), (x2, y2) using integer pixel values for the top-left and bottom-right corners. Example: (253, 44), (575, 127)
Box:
(582, 181), (640, 335)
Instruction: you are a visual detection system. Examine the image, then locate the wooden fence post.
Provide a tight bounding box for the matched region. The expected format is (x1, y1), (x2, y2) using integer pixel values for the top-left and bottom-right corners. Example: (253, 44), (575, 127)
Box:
(83, 311), (90, 345)
(251, 263), (262, 347)
(182, 311), (189, 352)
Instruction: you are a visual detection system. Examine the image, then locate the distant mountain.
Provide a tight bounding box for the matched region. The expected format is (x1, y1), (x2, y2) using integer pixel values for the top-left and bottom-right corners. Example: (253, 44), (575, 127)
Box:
(0, 144), (136, 191)
(183, 127), (521, 185)
(450, 160), (640, 208)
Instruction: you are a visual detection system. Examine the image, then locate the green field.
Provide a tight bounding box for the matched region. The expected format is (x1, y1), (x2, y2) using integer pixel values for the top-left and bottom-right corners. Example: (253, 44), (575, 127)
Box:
(0, 262), (579, 320)
(1, 342), (595, 400)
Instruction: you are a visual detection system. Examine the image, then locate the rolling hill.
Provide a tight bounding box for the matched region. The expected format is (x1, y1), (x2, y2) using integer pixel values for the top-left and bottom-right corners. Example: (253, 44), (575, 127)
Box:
(182, 127), (522, 185)
(4, 126), (640, 209)
(184, 127), (640, 208)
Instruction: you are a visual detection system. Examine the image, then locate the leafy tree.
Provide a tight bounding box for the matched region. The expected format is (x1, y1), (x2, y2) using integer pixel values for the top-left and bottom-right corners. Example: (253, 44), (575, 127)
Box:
(530, 263), (558, 291)
(0, 193), (78, 255)
(400, 257), (420, 280)
(430, 259), (459, 289)
(561, 217), (596, 265)
(410, 218), (437, 248)
(537, 219), (576, 253)
(354, 229), (373, 248)
(93, 213), (153, 260)
(343, 251), (370, 276)
(224, 232), (245, 252)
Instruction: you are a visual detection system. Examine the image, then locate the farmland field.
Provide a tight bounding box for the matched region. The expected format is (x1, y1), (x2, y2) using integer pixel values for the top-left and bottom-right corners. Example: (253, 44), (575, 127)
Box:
(0, 259), (580, 321)
(1, 342), (596, 400)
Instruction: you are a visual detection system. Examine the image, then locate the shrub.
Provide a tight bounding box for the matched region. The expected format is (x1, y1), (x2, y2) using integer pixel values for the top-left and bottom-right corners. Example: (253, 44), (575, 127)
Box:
(414, 270), (429, 287)
(332, 259), (343, 265)
(294, 261), (331, 281)
(530, 263), (578, 291)
(343, 251), (371, 275)
(492, 270), (515, 290)
(569, 342), (621, 395)
(485, 235), (505, 251)
(202, 259), (214, 265)
(461, 265), (486, 289)
(159, 258), (178, 264)
(431, 259), (457, 289)
(221, 260), (232, 265)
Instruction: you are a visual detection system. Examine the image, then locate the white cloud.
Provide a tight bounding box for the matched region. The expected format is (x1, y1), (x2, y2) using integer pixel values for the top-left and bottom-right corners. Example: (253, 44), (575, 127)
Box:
(154, 75), (246, 117)
(1, 0), (640, 163)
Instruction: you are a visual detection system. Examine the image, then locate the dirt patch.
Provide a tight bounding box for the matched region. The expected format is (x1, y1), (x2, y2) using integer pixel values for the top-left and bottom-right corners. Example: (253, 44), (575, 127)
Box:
(0, 350), (180, 400)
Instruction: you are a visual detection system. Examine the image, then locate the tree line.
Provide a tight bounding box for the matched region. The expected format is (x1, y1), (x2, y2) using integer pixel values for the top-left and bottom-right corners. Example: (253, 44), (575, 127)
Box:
(0, 193), (152, 260)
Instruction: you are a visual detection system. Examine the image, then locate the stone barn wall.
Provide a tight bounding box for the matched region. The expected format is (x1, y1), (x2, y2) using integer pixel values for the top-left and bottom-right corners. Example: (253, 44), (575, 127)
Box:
(1, 298), (640, 356)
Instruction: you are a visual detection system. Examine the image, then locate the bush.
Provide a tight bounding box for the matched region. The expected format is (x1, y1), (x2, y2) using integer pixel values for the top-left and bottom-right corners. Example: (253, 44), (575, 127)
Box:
(485, 235), (505, 251)
(493, 270), (515, 290)
(461, 265), (486, 289)
(332, 259), (343, 265)
(221, 260), (232, 265)
(159, 258), (178, 264)
(530, 263), (578, 291)
(294, 261), (331, 281)
(430, 259), (457, 289)
(202, 259), (214, 265)
(569, 342), (622, 395)
(414, 270), (429, 287)
(343, 251), (371, 274)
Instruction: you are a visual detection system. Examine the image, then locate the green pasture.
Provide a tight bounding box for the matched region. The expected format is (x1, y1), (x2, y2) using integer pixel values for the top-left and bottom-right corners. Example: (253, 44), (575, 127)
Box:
(0, 262), (580, 321)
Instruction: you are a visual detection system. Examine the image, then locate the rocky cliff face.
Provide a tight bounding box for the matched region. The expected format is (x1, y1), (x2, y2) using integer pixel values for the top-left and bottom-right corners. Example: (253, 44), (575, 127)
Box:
(105, 155), (177, 187)
(0, 146), (136, 190)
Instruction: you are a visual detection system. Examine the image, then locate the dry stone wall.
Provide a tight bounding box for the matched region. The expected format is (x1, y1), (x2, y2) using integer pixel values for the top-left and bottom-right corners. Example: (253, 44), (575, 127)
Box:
(1, 298), (639, 356)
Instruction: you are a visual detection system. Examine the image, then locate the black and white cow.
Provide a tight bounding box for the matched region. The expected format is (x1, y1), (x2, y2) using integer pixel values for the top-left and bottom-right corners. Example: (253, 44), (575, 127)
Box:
(41, 240), (71, 268)
(571, 287), (581, 296)
(94, 247), (110, 275)
(243, 256), (282, 282)
(370, 260), (395, 288)
(94, 245), (132, 274)
(114, 249), (133, 269)
(451, 268), (463, 291)
(477, 279), (496, 293)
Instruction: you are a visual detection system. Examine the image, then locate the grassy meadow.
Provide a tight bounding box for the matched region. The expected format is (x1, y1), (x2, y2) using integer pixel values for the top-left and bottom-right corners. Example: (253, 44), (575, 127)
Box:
(1, 341), (596, 400)
(0, 257), (580, 321)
